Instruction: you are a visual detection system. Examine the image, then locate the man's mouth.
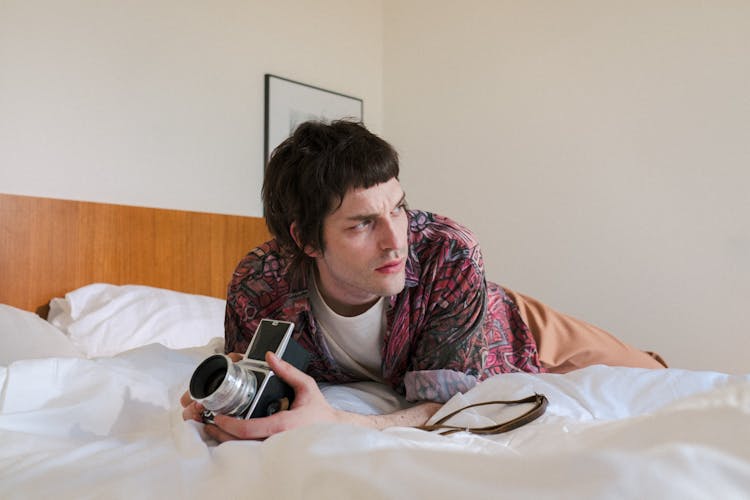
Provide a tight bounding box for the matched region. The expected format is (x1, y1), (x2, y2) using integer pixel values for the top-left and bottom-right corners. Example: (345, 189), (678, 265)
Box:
(375, 258), (405, 273)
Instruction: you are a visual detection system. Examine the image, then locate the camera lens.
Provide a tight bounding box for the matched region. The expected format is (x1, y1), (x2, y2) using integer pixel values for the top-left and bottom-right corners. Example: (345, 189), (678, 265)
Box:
(189, 354), (257, 417)
(190, 355), (227, 399)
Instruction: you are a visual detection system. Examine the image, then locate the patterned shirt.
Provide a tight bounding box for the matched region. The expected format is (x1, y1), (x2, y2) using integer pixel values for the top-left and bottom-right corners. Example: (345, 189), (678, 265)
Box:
(224, 210), (543, 402)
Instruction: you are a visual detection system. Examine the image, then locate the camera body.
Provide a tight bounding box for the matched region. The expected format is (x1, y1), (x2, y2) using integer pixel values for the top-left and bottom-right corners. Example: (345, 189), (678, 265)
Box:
(189, 319), (310, 422)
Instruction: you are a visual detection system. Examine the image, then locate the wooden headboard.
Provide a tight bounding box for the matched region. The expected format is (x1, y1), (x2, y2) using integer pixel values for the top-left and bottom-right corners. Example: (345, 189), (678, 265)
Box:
(0, 193), (271, 315)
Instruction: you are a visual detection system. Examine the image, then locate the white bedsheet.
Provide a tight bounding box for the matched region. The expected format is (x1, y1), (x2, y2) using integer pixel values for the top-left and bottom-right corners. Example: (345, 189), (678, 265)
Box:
(1, 342), (748, 499)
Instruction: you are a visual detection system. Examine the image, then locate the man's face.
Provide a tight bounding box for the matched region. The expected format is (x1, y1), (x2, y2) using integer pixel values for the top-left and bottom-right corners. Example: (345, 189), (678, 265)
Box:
(309, 178), (409, 316)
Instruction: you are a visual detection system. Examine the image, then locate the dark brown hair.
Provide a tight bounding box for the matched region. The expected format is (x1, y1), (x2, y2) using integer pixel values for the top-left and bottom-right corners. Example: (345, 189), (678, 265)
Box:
(262, 120), (400, 278)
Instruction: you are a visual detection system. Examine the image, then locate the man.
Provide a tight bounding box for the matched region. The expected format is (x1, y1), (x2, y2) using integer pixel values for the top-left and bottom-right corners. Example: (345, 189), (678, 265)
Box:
(182, 120), (665, 441)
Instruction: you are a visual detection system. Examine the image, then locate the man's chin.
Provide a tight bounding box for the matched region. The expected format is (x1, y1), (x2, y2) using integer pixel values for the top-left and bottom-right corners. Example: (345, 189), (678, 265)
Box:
(378, 274), (406, 297)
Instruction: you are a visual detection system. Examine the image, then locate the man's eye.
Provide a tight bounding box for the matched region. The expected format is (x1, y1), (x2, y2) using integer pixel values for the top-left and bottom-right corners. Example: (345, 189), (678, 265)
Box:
(352, 220), (372, 230)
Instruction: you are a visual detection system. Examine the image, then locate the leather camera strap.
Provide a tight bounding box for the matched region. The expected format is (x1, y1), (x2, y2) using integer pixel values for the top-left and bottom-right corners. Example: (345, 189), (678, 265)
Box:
(417, 393), (548, 436)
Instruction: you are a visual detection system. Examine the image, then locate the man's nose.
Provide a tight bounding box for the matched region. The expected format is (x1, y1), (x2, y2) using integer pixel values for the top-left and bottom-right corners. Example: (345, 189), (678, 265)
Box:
(378, 219), (402, 251)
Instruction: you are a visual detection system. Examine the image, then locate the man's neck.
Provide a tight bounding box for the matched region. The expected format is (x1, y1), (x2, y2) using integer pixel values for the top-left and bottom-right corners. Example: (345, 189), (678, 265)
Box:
(312, 269), (380, 317)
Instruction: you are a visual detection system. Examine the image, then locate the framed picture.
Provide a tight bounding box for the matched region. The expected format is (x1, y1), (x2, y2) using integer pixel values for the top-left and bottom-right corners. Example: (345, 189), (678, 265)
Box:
(264, 74), (364, 166)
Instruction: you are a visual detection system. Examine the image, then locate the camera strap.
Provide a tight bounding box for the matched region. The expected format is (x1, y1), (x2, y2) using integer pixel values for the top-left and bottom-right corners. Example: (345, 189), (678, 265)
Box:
(416, 393), (548, 436)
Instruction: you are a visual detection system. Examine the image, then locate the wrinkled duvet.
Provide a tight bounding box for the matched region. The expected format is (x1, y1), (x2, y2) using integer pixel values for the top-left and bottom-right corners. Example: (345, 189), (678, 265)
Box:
(1, 342), (749, 499)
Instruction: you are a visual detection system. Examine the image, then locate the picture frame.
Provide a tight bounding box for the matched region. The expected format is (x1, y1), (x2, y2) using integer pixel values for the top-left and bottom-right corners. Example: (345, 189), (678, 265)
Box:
(264, 74), (364, 167)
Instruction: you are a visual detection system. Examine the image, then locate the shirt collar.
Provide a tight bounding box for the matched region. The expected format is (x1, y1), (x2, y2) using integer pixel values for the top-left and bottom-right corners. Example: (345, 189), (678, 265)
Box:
(404, 210), (421, 288)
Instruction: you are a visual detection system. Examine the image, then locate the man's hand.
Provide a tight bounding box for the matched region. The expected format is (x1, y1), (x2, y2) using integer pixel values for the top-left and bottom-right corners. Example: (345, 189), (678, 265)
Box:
(181, 351), (442, 441)
(202, 351), (343, 442)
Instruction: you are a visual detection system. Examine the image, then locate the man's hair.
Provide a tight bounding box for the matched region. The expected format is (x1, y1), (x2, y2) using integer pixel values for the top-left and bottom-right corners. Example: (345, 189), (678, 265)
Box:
(262, 120), (400, 278)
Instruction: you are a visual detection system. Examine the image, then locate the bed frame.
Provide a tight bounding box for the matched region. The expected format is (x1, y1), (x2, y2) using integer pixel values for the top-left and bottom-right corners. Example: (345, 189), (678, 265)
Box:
(0, 193), (271, 316)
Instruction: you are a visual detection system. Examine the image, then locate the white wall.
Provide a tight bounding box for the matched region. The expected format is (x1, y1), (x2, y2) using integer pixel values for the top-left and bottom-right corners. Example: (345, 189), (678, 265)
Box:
(384, 1), (750, 373)
(3, 1), (748, 373)
(0, 0), (383, 216)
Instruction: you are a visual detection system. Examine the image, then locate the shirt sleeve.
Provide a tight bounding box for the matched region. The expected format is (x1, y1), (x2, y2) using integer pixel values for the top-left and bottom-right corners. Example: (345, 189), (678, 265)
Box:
(222, 247), (271, 355)
(404, 239), (491, 402)
(224, 300), (239, 353)
(224, 297), (259, 355)
(403, 370), (479, 402)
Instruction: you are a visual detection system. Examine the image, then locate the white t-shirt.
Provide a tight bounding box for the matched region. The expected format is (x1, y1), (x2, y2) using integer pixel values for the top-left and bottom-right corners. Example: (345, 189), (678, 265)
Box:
(308, 275), (386, 382)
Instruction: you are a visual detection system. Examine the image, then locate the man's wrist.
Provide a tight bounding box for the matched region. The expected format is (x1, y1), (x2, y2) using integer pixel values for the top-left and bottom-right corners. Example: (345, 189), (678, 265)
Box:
(337, 402), (442, 430)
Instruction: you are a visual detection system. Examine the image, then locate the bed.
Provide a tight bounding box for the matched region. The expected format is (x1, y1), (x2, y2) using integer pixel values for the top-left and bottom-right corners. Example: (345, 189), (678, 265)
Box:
(1, 192), (749, 499)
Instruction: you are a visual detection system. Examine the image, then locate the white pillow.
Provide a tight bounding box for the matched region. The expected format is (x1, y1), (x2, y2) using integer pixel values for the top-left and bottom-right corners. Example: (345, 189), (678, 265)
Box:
(48, 283), (226, 358)
(0, 304), (83, 365)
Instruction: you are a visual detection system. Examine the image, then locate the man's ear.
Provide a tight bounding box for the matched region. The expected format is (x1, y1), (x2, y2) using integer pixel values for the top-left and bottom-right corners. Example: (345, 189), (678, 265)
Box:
(289, 222), (321, 258)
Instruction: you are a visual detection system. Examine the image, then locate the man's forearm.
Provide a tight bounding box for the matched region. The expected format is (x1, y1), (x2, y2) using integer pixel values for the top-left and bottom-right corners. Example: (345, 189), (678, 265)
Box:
(338, 402), (442, 430)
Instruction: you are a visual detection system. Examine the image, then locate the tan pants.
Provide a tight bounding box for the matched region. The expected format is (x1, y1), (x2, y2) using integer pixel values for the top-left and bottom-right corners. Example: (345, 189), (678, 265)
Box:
(504, 289), (667, 373)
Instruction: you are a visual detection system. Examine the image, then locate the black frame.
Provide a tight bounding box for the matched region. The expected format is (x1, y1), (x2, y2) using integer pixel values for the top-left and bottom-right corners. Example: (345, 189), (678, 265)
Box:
(263, 74), (364, 168)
